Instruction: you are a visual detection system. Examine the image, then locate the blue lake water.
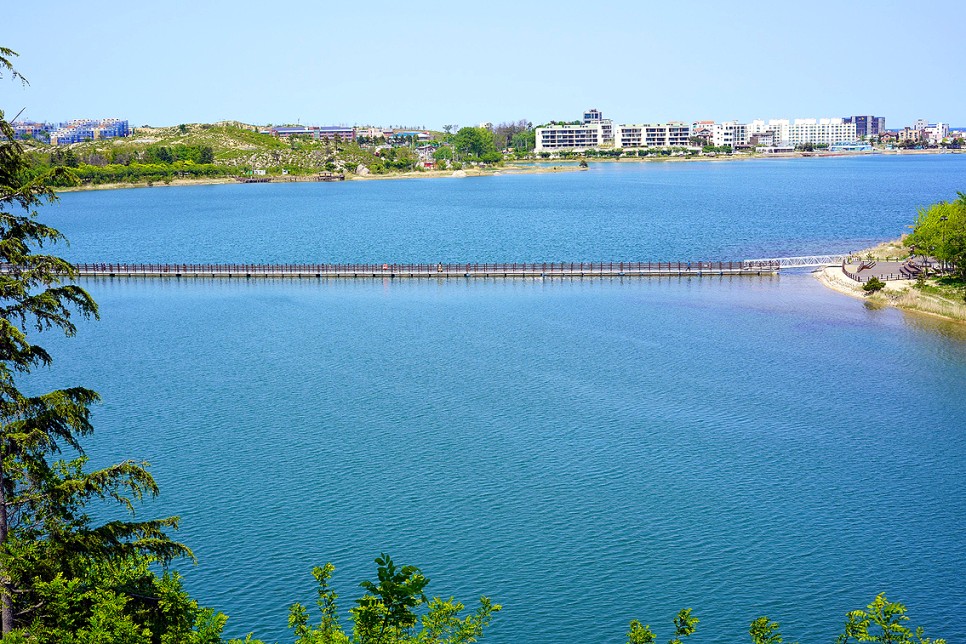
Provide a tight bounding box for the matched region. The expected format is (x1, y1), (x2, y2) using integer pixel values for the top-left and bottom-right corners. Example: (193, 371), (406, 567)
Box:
(27, 156), (966, 643)
(47, 154), (966, 263)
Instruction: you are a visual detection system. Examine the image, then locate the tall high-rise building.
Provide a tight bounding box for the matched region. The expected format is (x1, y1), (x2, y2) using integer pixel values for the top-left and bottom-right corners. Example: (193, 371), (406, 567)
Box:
(845, 115), (885, 138)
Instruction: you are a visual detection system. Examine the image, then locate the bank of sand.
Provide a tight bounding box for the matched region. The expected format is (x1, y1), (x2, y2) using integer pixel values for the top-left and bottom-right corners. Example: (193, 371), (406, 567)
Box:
(814, 252), (966, 325)
(54, 163), (583, 193)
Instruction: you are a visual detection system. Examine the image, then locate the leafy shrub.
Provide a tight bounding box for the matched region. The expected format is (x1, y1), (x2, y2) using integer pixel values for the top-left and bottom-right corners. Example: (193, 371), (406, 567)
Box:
(863, 277), (886, 293)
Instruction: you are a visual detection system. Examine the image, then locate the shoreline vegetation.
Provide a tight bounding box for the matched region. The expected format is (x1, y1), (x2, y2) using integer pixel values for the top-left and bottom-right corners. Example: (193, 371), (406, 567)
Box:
(20, 120), (960, 194)
(56, 146), (962, 193)
(816, 237), (966, 325)
(53, 161), (587, 192)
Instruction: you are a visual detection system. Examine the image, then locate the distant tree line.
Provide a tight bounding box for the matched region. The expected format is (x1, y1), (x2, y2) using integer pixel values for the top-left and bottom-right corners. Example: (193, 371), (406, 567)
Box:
(29, 143), (227, 185)
(45, 143), (216, 168)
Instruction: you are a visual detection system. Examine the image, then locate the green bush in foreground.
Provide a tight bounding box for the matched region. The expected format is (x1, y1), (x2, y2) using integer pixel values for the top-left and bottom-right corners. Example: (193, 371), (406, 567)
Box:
(625, 594), (944, 644)
(863, 276), (886, 293)
(287, 554), (500, 644)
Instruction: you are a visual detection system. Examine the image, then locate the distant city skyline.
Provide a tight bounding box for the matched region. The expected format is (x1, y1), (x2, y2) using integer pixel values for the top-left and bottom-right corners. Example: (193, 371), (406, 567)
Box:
(4, 0), (964, 129)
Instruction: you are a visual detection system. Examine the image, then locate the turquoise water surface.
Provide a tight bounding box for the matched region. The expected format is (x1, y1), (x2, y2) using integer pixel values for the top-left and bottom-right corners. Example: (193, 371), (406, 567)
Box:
(27, 156), (966, 643)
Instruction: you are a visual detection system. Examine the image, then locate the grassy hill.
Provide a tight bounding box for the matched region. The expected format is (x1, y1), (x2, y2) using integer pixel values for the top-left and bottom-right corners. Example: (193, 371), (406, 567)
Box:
(24, 121), (431, 186)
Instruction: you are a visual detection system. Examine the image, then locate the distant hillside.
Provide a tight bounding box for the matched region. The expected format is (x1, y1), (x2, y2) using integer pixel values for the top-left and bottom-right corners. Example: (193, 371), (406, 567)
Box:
(23, 121), (439, 186)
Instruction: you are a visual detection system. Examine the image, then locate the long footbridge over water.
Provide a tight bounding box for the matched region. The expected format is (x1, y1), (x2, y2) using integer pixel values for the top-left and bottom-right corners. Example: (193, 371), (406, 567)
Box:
(47, 255), (849, 279)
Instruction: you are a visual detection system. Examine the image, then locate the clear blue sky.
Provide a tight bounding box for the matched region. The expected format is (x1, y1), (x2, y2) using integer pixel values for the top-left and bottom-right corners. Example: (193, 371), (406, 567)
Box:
(4, 0), (963, 129)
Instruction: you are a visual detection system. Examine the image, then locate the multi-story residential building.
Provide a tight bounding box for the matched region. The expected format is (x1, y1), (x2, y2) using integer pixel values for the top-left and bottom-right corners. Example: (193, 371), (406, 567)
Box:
(691, 121), (714, 145)
(748, 119), (790, 145)
(49, 119), (129, 145)
(748, 131), (777, 148)
(583, 108), (613, 143)
(747, 118), (856, 146)
(898, 127), (924, 143)
(268, 126), (317, 138)
(355, 127), (388, 140)
(898, 122), (948, 145)
(268, 125), (357, 141)
(10, 121), (51, 141)
(924, 123), (949, 144)
(317, 126), (355, 141)
(844, 115), (886, 138)
(535, 123), (604, 151)
(786, 118), (856, 146)
(712, 120), (747, 148)
(615, 122), (690, 148)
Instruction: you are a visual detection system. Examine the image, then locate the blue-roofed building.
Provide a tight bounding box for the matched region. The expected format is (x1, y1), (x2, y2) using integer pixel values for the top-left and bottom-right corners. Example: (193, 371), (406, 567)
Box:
(391, 130), (432, 142)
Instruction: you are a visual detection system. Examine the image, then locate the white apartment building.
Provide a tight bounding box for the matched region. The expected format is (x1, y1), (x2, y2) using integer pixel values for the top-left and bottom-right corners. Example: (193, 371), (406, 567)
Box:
(583, 108), (614, 143)
(712, 120), (748, 148)
(748, 119), (790, 144)
(748, 118), (855, 146)
(616, 122), (691, 148)
(535, 123), (604, 152)
(925, 123), (949, 144)
(786, 118), (856, 146)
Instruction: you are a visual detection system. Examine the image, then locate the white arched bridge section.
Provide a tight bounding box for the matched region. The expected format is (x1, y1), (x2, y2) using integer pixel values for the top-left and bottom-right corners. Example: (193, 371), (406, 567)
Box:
(742, 254), (850, 269)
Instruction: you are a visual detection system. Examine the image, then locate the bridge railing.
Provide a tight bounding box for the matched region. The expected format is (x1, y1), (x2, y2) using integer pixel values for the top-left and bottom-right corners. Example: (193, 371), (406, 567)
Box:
(0, 261), (787, 279)
(742, 255), (847, 269)
(61, 261), (773, 275)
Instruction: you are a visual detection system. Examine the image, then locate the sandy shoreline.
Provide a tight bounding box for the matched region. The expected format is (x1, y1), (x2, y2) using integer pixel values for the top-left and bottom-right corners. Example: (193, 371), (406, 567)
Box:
(814, 265), (966, 325)
(53, 163), (584, 193)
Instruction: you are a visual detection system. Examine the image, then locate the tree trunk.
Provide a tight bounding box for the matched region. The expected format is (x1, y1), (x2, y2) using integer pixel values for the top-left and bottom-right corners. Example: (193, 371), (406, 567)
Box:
(0, 458), (12, 635)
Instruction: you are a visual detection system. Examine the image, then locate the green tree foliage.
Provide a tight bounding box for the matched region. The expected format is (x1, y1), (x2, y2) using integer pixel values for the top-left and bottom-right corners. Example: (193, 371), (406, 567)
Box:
(453, 128), (499, 163)
(837, 593), (945, 644)
(2, 556), (227, 644)
(906, 193), (966, 279)
(629, 599), (942, 644)
(1, 47), (205, 639)
(749, 617), (782, 644)
(289, 554), (500, 644)
(863, 276), (886, 293)
(492, 120), (531, 151)
(669, 608), (698, 644)
(375, 147), (419, 172)
(289, 563), (348, 644)
(627, 620), (656, 644)
(510, 129), (535, 152)
(355, 553), (429, 641)
(625, 609), (697, 644)
(142, 144), (215, 165)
